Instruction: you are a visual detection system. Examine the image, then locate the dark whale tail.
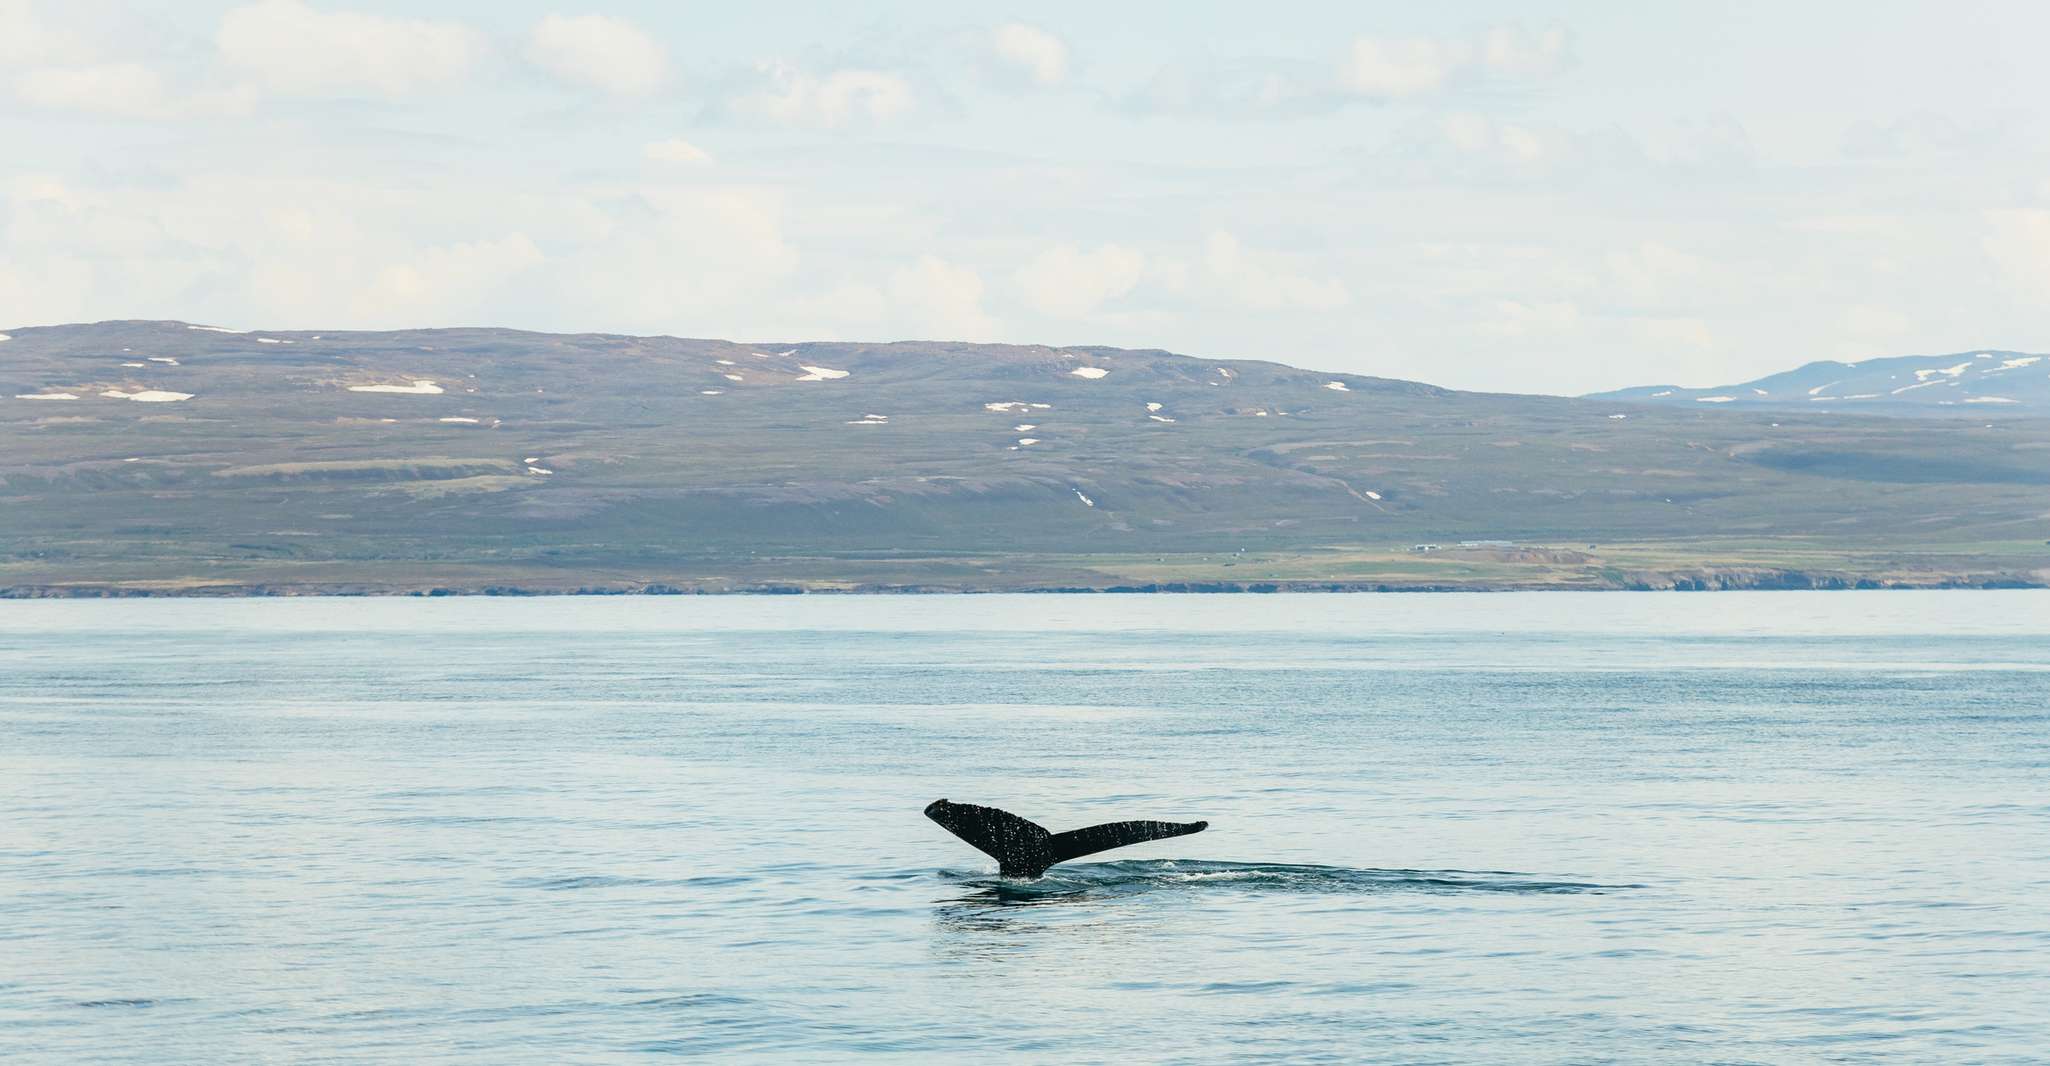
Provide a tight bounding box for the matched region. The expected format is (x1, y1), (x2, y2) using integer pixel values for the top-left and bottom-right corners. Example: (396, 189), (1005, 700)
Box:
(924, 799), (1208, 879)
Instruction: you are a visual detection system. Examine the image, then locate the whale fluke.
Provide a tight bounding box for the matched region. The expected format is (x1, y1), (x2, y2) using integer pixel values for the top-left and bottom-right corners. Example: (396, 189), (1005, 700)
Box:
(924, 799), (1208, 878)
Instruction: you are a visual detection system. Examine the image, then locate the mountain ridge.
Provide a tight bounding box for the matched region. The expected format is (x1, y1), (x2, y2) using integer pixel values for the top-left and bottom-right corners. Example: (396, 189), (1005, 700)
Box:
(4, 320), (2047, 594)
(1588, 349), (2049, 415)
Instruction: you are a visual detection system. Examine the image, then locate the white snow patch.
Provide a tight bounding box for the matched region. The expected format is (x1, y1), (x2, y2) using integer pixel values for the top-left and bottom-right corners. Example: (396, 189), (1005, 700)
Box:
(438, 417), (480, 424)
(1364, 490), (1382, 500)
(1808, 396), (1839, 402)
(1215, 367), (1235, 379)
(1964, 396), (2019, 404)
(186, 325), (244, 333)
(1325, 381), (1350, 391)
(1695, 396), (1735, 403)
(1608, 413), (1628, 419)
(1843, 393), (1880, 400)
(121, 362), (146, 368)
(348, 380), (444, 395)
(1069, 366), (1108, 379)
(256, 337), (290, 344)
(723, 374), (744, 382)
(122, 457), (140, 462)
(1751, 388), (1768, 396)
(847, 414), (889, 425)
(1890, 379), (1950, 395)
(1031, 403), (1051, 409)
(524, 457), (540, 464)
(0, 333), (9, 342)
(116, 390), (193, 402)
(1017, 437), (1040, 446)
(1014, 424), (1037, 431)
(526, 466), (553, 476)
(1807, 380), (1840, 396)
(1995, 356), (2042, 370)
(15, 392), (79, 400)
(795, 365), (848, 381)
(1149, 414), (1176, 423)
(148, 357), (179, 365)
(700, 389), (724, 395)
(716, 359), (735, 365)
(774, 350), (796, 357)
(1651, 390), (1674, 397)
(1074, 489), (1095, 507)
(1914, 362), (1972, 381)
(1146, 402), (1163, 412)
(986, 401), (1053, 413)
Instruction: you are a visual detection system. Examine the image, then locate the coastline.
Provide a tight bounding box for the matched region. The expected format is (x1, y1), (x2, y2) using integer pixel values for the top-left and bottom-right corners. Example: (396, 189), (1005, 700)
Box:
(5, 572), (2043, 598)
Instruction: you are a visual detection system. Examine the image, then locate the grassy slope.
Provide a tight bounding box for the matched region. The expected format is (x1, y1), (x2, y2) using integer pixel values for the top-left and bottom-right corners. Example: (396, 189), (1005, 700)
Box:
(3, 321), (2047, 594)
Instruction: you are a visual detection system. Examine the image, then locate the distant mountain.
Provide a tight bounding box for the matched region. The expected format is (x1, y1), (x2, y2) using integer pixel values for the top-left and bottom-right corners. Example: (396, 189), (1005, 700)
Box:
(3, 321), (2048, 594)
(1587, 350), (2050, 415)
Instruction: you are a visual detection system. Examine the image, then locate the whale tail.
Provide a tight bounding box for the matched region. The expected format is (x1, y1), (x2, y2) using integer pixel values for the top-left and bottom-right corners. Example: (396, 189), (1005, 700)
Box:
(924, 799), (1208, 879)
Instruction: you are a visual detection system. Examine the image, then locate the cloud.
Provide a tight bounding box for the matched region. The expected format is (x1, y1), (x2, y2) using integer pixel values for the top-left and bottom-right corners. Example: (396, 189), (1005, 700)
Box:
(1205, 231), (1349, 311)
(888, 256), (995, 340)
(528, 13), (666, 97)
(0, 0), (93, 65)
(1480, 24), (1571, 78)
(643, 137), (711, 164)
(1343, 23), (1568, 99)
(993, 23), (1067, 86)
(734, 63), (912, 126)
(217, 0), (480, 98)
(15, 63), (166, 117)
(1343, 37), (1469, 98)
(1014, 243), (1144, 317)
(360, 234), (545, 319)
(1439, 112), (1551, 164)
(1982, 208), (2050, 299)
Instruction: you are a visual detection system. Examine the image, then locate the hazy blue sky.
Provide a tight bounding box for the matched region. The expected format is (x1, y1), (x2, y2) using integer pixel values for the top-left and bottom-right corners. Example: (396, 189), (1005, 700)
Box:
(5, 1), (2048, 393)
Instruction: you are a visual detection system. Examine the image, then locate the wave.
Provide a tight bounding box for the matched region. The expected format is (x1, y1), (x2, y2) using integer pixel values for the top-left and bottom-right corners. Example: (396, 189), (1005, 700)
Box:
(937, 859), (1632, 905)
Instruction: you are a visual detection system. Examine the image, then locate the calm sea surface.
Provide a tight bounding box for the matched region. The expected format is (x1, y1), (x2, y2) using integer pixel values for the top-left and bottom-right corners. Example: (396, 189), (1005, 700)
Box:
(2, 592), (2048, 1063)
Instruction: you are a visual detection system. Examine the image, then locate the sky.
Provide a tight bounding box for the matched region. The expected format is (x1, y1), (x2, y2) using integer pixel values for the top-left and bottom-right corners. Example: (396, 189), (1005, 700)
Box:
(4, 1), (2049, 394)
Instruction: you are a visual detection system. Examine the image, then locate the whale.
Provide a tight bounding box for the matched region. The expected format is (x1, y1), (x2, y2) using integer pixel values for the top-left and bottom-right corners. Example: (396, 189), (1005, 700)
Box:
(924, 798), (1209, 879)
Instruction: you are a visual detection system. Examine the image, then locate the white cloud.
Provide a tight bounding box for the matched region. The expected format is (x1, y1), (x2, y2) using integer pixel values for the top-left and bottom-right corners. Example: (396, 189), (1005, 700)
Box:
(360, 234), (545, 319)
(1481, 24), (1570, 78)
(217, 0), (480, 98)
(888, 256), (995, 340)
(528, 13), (666, 97)
(1983, 208), (2050, 299)
(1014, 243), (1144, 317)
(1484, 299), (1582, 338)
(736, 62), (912, 126)
(1843, 303), (1910, 337)
(1343, 37), (1470, 98)
(643, 137), (711, 164)
(1343, 23), (1568, 99)
(1628, 317), (1715, 351)
(993, 23), (1067, 86)
(1205, 231), (1349, 311)
(16, 63), (166, 117)
(0, 0), (92, 65)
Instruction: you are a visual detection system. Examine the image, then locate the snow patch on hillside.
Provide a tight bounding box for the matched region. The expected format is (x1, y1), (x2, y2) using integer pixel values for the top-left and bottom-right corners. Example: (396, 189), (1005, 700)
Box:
(348, 380), (443, 395)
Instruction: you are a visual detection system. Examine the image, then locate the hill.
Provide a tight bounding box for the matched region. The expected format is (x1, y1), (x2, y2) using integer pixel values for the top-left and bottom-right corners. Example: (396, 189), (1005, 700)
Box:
(1587, 349), (2050, 415)
(3, 321), (2048, 594)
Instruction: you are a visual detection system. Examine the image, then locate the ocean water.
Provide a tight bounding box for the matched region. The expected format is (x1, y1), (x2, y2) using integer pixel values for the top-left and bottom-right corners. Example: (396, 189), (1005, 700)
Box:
(2, 592), (2047, 1063)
